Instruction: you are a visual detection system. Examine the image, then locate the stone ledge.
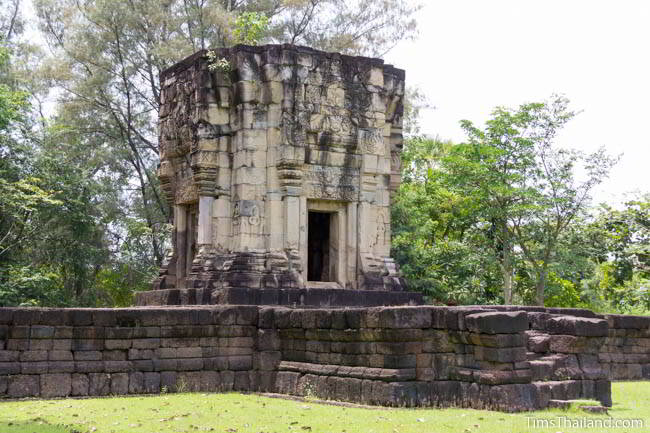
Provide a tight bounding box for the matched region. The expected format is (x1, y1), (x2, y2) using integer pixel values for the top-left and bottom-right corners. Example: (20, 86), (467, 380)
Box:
(135, 287), (423, 307)
(278, 360), (416, 381)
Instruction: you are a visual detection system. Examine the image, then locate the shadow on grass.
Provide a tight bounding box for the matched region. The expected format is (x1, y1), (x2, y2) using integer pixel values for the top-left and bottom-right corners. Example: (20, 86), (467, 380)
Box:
(0, 421), (78, 433)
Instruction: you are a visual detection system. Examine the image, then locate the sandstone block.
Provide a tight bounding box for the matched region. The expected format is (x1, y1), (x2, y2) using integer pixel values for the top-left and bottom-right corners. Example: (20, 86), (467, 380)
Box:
(132, 338), (160, 349)
(177, 358), (203, 371)
(255, 351), (281, 371)
(53, 326), (73, 339)
(21, 362), (48, 374)
(74, 351), (102, 361)
(48, 361), (75, 373)
(9, 326), (30, 339)
(73, 326), (105, 339)
(469, 332), (525, 348)
(0, 350), (19, 362)
(49, 350), (73, 361)
(129, 371), (144, 394)
(110, 372), (129, 395)
(378, 307), (432, 329)
(383, 354), (416, 369)
(144, 372), (161, 393)
(20, 350), (48, 362)
(52, 339), (72, 350)
(72, 339), (103, 351)
(105, 339), (132, 350)
(256, 329), (280, 351)
(30, 325), (55, 339)
(6, 339), (29, 351)
(465, 311), (528, 334)
(229, 355), (253, 371)
(74, 361), (104, 373)
(105, 327), (134, 339)
(595, 379), (612, 407)
(474, 369), (532, 385)
(103, 350), (127, 361)
(30, 339), (53, 351)
(474, 346), (527, 363)
(220, 370), (234, 391)
(177, 371), (202, 392)
(160, 371), (177, 392)
(204, 356), (228, 371)
(132, 359), (154, 372)
(71, 373), (89, 396)
(546, 316), (608, 337)
(8, 375), (39, 398)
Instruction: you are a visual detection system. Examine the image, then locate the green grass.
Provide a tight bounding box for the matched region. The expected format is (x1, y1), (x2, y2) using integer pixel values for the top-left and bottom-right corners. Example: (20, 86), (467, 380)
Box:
(0, 382), (648, 433)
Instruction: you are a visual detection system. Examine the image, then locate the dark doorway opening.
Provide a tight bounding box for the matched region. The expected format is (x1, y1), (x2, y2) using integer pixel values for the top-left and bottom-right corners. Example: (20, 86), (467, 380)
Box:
(308, 211), (331, 282)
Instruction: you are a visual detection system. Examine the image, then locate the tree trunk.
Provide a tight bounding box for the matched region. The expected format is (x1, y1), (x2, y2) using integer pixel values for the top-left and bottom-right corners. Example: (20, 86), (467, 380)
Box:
(502, 261), (513, 304)
(536, 268), (547, 306)
(501, 221), (513, 304)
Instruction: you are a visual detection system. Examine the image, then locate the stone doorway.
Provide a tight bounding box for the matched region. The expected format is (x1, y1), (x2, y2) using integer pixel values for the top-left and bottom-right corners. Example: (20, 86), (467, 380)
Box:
(308, 211), (331, 282)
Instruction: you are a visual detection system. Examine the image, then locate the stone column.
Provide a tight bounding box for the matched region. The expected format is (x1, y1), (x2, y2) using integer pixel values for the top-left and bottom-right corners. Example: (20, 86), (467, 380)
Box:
(213, 196), (231, 251)
(346, 202), (358, 289)
(175, 205), (188, 282)
(198, 195), (214, 246)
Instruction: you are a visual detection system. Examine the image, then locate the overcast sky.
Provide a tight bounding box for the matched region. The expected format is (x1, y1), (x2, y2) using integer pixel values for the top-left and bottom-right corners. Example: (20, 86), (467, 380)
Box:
(384, 0), (649, 206)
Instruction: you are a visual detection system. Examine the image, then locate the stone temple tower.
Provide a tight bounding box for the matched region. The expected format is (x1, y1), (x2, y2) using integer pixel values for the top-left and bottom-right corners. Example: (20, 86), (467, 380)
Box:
(136, 44), (422, 307)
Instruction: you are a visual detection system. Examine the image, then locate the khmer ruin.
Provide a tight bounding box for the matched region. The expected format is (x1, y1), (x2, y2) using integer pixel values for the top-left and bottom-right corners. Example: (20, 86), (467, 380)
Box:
(1, 45), (648, 412)
(138, 44), (421, 307)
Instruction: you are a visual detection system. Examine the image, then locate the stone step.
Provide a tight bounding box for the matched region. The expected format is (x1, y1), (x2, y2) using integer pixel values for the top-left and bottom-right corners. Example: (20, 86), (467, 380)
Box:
(548, 399), (572, 409)
(548, 399), (608, 413)
(278, 360), (417, 381)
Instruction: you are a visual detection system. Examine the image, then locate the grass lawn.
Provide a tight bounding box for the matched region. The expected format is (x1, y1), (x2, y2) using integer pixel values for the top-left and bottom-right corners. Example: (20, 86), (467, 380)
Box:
(0, 382), (648, 433)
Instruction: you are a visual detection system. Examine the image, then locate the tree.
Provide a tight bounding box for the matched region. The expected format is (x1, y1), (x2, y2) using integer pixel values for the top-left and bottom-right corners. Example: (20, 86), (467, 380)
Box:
(582, 195), (650, 312)
(0, 0), (23, 43)
(32, 0), (421, 269)
(446, 96), (617, 305)
(392, 136), (502, 305)
(270, 0), (420, 57)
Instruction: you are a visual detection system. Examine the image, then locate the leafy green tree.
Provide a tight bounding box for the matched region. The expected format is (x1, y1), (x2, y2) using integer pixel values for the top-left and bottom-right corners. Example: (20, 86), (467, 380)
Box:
(445, 96), (616, 305)
(581, 196), (650, 312)
(393, 136), (502, 304)
(30, 0), (421, 278)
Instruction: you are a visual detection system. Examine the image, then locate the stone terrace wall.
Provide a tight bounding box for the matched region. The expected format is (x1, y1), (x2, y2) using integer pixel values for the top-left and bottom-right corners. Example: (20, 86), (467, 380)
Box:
(0, 307), (259, 398)
(1, 306), (648, 410)
(599, 314), (650, 381)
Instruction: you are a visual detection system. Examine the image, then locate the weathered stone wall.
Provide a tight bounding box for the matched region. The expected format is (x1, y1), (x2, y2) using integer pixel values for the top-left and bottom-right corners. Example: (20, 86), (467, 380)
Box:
(1, 306), (648, 410)
(0, 307), (258, 398)
(599, 314), (650, 381)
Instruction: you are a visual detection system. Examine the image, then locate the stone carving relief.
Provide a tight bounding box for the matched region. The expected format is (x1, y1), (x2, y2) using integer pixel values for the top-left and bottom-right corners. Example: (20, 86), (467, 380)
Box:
(369, 210), (388, 249)
(232, 200), (261, 227)
(358, 128), (383, 154)
(304, 165), (359, 201)
(175, 177), (198, 204)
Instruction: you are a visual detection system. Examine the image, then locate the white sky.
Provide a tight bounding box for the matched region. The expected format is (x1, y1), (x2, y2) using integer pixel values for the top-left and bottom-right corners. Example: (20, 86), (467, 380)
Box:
(384, 0), (650, 206)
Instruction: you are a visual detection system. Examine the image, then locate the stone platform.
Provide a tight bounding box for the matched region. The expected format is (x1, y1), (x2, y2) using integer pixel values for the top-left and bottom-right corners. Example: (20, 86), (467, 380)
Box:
(135, 287), (423, 307)
(2, 304), (648, 410)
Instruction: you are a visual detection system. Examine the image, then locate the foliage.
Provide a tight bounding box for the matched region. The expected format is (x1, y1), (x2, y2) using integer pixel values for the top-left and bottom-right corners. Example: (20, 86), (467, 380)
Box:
(393, 136), (502, 305)
(444, 95), (616, 305)
(393, 97), (642, 311)
(234, 12), (269, 45)
(269, 0), (421, 56)
(0, 0), (421, 307)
